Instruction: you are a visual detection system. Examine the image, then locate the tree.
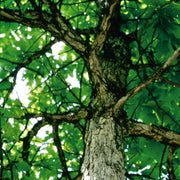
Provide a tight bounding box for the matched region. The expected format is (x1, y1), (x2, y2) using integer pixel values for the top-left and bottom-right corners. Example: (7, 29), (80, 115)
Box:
(1, 0), (180, 179)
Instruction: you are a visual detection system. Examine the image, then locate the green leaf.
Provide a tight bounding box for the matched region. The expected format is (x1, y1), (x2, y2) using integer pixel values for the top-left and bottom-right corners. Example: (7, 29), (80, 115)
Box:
(16, 160), (31, 171)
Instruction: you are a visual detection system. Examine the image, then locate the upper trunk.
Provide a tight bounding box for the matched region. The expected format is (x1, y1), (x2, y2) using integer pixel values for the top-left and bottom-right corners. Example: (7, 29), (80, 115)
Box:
(81, 12), (131, 179)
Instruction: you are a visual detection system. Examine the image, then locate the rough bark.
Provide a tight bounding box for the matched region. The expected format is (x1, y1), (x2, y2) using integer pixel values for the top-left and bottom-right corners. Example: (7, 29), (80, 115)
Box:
(81, 1), (130, 179)
(81, 46), (129, 179)
(126, 120), (180, 147)
(81, 110), (125, 180)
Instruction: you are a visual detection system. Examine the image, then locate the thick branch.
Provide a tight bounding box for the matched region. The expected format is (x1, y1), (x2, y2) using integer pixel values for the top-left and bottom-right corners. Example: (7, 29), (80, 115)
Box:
(18, 108), (89, 123)
(113, 47), (180, 115)
(88, 0), (120, 92)
(14, 108), (88, 127)
(126, 120), (180, 147)
(0, 8), (44, 27)
(0, 8), (87, 56)
(19, 109), (180, 148)
(17, 100), (180, 149)
(42, 0), (87, 54)
(92, 0), (120, 53)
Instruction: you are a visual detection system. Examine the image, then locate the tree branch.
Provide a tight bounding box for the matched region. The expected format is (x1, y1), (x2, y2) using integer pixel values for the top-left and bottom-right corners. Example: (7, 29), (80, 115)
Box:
(15, 108), (88, 125)
(88, 0), (120, 92)
(126, 119), (180, 147)
(92, 0), (120, 53)
(113, 47), (180, 115)
(15, 108), (88, 164)
(0, 8), (44, 27)
(52, 123), (71, 180)
(17, 106), (180, 149)
(20, 120), (48, 162)
(167, 146), (176, 180)
(160, 77), (180, 88)
(18, 103), (180, 151)
(0, 8), (87, 56)
(42, 0), (87, 54)
(21, 106), (180, 147)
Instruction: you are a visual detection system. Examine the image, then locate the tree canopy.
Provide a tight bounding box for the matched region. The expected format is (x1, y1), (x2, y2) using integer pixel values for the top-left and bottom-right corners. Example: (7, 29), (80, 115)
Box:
(1, 0), (180, 179)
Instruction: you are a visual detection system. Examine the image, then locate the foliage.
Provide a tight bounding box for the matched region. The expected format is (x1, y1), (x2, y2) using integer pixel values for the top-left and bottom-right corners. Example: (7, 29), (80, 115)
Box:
(0, 0), (180, 179)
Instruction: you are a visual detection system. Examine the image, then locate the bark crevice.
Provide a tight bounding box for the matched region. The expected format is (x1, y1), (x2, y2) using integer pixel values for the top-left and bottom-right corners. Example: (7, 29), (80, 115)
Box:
(81, 110), (125, 180)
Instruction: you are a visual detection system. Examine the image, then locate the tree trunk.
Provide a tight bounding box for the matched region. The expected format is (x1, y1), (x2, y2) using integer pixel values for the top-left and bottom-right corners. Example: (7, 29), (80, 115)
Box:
(81, 109), (126, 180)
(80, 2), (131, 176)
(81, 33), (131, 180)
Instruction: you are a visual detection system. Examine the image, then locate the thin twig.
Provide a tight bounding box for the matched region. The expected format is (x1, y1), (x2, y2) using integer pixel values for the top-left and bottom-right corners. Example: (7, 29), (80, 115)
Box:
(113, 47), (180, 116)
